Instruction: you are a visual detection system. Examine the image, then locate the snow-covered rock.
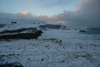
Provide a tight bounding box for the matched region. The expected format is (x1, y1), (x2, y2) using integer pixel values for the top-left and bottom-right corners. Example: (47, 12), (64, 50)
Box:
(0, 18), (45, 40)
(0, 18), (46, 32)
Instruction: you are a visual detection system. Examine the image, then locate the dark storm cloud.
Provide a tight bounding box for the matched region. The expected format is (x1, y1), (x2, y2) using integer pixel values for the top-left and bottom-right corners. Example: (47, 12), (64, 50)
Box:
(56, 0), (100, 27)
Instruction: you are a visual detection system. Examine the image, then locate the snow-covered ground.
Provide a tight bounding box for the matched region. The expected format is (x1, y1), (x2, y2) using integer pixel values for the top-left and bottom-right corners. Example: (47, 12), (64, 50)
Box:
(0, 29), (100, 67)
(0, 39), (100, 67)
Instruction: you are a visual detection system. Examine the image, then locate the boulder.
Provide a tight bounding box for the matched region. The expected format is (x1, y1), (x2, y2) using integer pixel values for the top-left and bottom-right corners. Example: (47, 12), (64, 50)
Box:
(11, 22), (17, 24)
(0, 62), (23, 67)
(79, 30), (86, 32)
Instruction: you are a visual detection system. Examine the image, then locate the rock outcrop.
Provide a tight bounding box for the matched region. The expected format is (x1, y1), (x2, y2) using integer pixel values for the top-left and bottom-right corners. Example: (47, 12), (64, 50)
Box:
(39, 24), (61, 30)
(0, 27), (43, 40)
(0, 24), (6, 28)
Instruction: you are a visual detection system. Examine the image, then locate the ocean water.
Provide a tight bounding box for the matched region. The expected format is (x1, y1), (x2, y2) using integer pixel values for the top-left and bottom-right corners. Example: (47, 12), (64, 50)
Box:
(39, 29), (100, 45)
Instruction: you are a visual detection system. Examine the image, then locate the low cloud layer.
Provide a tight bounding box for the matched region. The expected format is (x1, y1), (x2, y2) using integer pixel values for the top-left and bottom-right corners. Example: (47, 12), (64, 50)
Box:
(38, 0), (100, 27)
(56, 0), (100, 27)
(0, 11), (34, 19)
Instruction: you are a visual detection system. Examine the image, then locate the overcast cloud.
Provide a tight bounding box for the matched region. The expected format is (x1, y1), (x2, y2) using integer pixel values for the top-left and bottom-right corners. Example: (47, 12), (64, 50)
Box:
(0, 0), (100, 27)
(56, 0), (100, 27)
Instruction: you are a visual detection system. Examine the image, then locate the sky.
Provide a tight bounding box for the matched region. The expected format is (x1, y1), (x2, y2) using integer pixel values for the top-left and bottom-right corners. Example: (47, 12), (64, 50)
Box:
(0, 0), (100, 27)
(0, 0), (81, 16)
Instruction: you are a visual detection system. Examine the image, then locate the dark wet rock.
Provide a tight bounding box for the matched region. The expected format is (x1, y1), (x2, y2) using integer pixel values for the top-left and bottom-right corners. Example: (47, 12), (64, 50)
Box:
(0, 30), (43, 40)
(79, 30), (86, 32)
(41, 58), (44, 61)
(11, 22), (17, 24)
(59, 40), (62, 42)
(0, 24), (6, 28)
(61, 26), (66, 30)
(0, 27), (43, 40)
(61, 60), (65, 62)
(39, 24), (61, 30)
(87, 27), (100, 34)
(80, 27), (100, 34)
(0, 62), (23, 67)
(88, 27), (100, 30)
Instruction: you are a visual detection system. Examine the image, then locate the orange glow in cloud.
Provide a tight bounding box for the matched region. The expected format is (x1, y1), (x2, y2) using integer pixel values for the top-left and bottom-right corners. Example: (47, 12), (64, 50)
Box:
(51, 21), (66, 24)
(20, 11), (31, 15)
(51, 15), (58, 19)
(74, 8), (80, 12)
(37, 14), (46, 16)
(37, 14), (65, 24)
(57, 21), (65, 24)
